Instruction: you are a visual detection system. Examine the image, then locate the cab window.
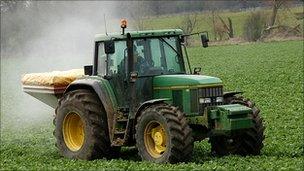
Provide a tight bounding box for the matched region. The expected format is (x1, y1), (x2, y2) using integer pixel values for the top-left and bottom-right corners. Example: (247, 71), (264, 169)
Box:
(97, 42), (106, 76)
(97, 41), (127, 77)
(108, 41), (127, 76)
(133, 37), (185, 76)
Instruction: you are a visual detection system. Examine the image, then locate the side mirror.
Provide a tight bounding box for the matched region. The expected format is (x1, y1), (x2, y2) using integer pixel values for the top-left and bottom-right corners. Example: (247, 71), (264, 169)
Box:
(104, 40), (115, 54)
(201, 34), (209, 48)
(84, 65), (93, 76)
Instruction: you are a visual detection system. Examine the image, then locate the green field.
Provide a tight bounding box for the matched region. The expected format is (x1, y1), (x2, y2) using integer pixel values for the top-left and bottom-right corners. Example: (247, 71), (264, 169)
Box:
(141, 7), (303, 41)
(1, 40), (303, 170)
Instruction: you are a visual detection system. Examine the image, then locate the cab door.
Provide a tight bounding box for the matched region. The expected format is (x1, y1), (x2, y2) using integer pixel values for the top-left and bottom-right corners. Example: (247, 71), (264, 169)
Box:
(132, 39), (154, 104)
(96, 40), (129, 108)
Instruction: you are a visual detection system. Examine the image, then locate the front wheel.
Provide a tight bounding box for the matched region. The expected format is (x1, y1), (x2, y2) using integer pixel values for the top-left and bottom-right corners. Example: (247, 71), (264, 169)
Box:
(210, 96), (265, 156)
(135, 104), (193, 163)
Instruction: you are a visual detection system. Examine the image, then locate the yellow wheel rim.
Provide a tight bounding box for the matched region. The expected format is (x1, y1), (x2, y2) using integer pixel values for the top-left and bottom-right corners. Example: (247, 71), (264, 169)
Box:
(63, 112), (85, 151)
(144, 121), (167, 158)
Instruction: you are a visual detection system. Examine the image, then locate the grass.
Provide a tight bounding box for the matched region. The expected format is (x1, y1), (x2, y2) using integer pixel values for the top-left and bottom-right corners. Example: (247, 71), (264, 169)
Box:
(1, 40), (303, 170)
(140, 6), (303, 41)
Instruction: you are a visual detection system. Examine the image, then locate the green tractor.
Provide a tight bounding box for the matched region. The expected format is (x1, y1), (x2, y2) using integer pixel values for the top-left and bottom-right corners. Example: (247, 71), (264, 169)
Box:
(23, 23), (265, 163)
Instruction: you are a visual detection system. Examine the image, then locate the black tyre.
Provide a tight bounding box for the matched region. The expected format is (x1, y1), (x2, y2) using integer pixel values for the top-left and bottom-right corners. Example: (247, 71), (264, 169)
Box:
(54, 89), (118, 160)
(135, 103), (193, 163)
(210, 95), (265, 156)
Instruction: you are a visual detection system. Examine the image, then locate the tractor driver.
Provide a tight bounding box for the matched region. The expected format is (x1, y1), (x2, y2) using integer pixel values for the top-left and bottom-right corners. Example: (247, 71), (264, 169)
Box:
(133, 45), (150, 75)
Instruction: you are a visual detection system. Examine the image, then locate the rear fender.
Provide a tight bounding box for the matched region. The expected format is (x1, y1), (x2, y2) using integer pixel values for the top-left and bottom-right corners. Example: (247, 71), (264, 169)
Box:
(134, 98), (170, 117)
(64, 78), (116, 141)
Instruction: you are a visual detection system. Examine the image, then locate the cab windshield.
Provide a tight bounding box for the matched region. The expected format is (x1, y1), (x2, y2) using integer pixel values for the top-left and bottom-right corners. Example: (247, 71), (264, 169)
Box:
(133, 36), (186, 76)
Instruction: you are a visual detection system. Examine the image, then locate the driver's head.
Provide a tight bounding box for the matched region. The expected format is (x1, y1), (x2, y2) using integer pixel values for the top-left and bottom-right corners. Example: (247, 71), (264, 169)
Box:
(133, 45), (140, 62)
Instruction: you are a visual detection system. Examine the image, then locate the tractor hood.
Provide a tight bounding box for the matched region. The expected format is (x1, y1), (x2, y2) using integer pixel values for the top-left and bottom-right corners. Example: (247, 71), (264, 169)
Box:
(153, 75), (222, 89)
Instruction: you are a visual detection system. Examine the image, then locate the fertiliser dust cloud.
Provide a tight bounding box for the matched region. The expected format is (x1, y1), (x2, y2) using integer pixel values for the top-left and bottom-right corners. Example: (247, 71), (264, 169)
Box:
(0, 1), (128, 131)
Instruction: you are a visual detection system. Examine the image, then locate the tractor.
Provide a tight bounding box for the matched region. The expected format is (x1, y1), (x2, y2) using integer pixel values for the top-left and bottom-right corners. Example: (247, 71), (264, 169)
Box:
(23, 21), (265, 163)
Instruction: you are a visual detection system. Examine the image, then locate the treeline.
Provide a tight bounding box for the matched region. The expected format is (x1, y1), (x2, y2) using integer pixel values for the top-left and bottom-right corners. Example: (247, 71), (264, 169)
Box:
(1, 0), (303, 54)
(115, 0), (303, 17)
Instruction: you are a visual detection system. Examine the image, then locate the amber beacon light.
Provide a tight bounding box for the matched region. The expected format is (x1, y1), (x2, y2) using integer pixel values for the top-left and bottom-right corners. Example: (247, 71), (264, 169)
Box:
(121, 19), (127, 35)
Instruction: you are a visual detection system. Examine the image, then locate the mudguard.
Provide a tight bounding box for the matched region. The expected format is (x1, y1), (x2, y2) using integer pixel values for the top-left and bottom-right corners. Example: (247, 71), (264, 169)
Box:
(134, 98), (170, 120)
(64, 77), (116, 142)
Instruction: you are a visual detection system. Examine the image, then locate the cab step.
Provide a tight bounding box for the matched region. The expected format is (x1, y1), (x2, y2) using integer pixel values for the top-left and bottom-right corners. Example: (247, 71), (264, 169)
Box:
(111, 112), (129, 146)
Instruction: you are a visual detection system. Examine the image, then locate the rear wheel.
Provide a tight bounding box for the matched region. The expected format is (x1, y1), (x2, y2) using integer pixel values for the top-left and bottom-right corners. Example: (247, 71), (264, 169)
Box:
(54, 89), (118, 160)
(210, 96), (265, 156)
(135, 104), (193, 163)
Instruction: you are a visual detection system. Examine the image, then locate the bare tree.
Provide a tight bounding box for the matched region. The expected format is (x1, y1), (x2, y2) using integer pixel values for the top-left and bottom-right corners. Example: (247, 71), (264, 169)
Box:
(181, 13), (198, 35)
(211, 10), (217, 40)
(207, 13), (234, 41)
(217, 15), (234, 38)
(269, 0), (285, 27)
(179, 13), (198, 45)
(205, 1), (234, 41)
(204, 1), (219, 40)
(228, 17), (234, 38)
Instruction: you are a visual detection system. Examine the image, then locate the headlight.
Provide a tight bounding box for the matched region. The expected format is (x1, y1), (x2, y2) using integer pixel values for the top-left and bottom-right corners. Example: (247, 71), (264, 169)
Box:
(199, 98), (211, 103)
(216, 97), (223, 103)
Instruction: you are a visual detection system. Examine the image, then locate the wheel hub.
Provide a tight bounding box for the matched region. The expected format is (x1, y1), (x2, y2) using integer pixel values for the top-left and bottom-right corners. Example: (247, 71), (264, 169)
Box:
(153, 132), (164, 146)
(144, 121), (167, 158)
(63, 112), (85, 151)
